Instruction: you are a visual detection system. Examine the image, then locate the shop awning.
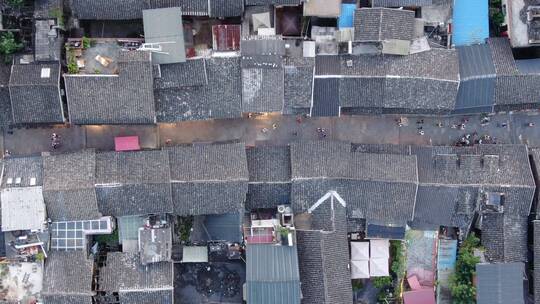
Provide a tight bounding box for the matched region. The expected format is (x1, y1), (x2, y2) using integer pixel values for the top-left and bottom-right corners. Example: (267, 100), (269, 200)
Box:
(114, 136), (140, 152)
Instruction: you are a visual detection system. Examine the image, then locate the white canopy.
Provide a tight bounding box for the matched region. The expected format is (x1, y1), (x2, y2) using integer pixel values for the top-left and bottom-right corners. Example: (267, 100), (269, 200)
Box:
(351, 260), (370, 279)
(370, 258), (390, 277)
(351, 242), (369, 261)
(370, 239), (390, 259)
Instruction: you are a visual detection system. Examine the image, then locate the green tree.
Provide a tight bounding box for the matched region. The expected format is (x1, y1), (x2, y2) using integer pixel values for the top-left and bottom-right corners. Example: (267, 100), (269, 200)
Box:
(0, 32), (22, 64)
(6, 0), (24, 8)
(373, 276), (393, 289)
(449, 234), (481, 304)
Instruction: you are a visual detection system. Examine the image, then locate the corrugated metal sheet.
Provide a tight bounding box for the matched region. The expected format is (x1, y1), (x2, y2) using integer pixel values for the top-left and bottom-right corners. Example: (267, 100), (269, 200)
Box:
(366, 223), (406, 239)
(246, 245), (301, 304)
(212, 25), (241, 51)
(455, 44), (496, 112)
(312, 78), (340, 117)
(457, 44), (496, 79)
(516, 59), (540, 74)
(455, 78), (495, 111)
(452, 0), (489, 46)
(476, 263), (525, 304)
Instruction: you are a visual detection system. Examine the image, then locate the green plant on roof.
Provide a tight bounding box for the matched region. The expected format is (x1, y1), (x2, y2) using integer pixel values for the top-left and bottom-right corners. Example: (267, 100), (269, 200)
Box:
(449, 233), (482, 304)
(67, 60), (78, 74)
(6, 0), (24, 8)
(50, 8), (64, 26)
(35, 252), (45, 262)
(82, 36), (91, 49)
(279, 226), (289, 237)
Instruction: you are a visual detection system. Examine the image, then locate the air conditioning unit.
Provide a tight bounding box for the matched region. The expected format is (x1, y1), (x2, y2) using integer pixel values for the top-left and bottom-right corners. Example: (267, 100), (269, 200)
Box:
(277, 205), (286, 213)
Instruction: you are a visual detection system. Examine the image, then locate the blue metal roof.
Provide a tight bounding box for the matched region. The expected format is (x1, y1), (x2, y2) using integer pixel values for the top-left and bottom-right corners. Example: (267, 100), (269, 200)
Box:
(452, 0), (489, 46)
(338, 4), (356, 29)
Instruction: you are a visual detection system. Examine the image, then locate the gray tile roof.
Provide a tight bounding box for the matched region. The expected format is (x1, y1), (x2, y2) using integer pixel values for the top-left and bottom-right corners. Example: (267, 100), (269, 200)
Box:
(476, 262), (525, 304)
(245, 0), (300, 4)
(488, 38), (519, 76)
(242, 58), (284, 113)
(290, 141), (351, 179)
(177, 0), (208, 16)
(70, 0), (146, 19)
(65, 51), (155, 124)
(154, 59), (208, 89)
(371, 0), (432, 6)
(241, 37), (286, 56)
(494, 74), (540, 106)
(296, 202), (352, 304)
(0, 86), (12, 127)
(119, 290), (173, 304)
(409, 185), (459, 229)
(246, 245), (301, 304)
(246, 182), (291, 210)
(95, 150), (172, 216)
(172, 181), (247, 215)
(155, 56), (242, 122)
(354, 8), (415, 42)
(247, 146), (291, 182)
(43, 150), (100, 221)
(42, 295), (93, 304)
(384, 49), (459, 111)
(482, 213), (528, 263)
(99, 252), (173, 292)
(290, 143), (418, 226)
(283, 57), (314, 110)
(349, 152), (417, 182)
(1, 156), (43, 188)
(246, 146), (291, 210)
(167, 143), (248, 181)
(208, 0), (244, 17)
(411, 145), (536, 188)
(534, 220), (540, 304)
(9, 62), (64, 124)
(324, 51), (459, 113)
(41, 251), (95, 298)
(70, 0), (207, 19)
(167, 143), (248, 215)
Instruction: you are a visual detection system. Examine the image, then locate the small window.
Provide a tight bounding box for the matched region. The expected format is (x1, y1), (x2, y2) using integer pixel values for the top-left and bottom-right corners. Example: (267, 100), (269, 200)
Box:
(29, 177), (36, 186)
(15, 177), (21, 184)
(6, 178), (12, 184)
(40, 68), (51, 78)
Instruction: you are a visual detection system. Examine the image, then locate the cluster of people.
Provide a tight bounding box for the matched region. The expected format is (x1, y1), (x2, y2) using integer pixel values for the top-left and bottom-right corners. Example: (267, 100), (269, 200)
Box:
(455, 132), (496, 147)
(51, 133), (61, 149)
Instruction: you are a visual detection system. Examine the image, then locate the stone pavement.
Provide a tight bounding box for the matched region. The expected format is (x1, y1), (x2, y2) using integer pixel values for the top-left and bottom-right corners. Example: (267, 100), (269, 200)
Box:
(3, 110), (540, 157)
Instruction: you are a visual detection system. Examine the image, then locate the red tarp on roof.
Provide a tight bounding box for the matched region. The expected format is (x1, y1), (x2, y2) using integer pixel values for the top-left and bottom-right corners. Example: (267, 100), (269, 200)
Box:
(403, 289), (436, 304)
(115, 136), (140, 152)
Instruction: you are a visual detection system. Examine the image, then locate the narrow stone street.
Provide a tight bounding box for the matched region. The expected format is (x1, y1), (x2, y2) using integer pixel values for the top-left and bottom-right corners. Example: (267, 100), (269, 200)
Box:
(3, 110), (540, 156)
